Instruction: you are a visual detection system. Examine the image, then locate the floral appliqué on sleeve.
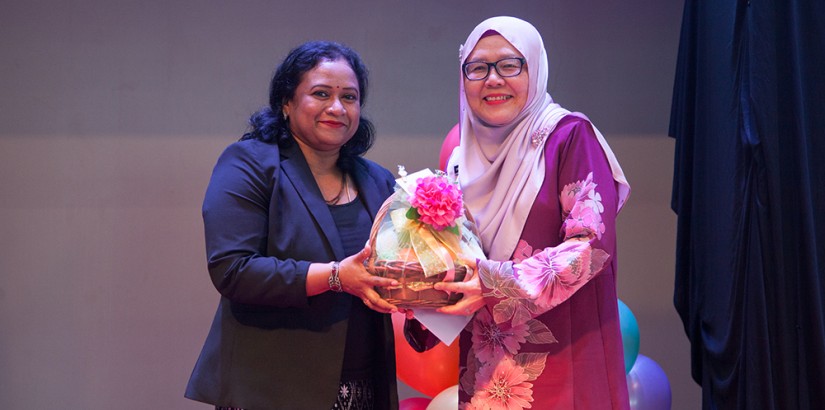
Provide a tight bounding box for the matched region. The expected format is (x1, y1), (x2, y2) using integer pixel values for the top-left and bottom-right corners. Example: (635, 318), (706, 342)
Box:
(560, 172), (606, 240)
(461, 172), (611, 409)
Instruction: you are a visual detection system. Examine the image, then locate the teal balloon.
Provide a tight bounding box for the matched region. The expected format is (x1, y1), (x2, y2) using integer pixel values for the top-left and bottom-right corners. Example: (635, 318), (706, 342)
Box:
(618, 299), (640, 374)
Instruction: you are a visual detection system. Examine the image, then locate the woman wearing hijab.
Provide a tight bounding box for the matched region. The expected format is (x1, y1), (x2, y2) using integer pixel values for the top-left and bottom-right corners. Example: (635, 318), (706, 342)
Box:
(405, 16), (632, 409)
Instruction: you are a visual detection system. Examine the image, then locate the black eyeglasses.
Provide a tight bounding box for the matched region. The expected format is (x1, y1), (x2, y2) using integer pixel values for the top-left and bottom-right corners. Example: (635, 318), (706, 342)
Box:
(462, 57), (526, 81)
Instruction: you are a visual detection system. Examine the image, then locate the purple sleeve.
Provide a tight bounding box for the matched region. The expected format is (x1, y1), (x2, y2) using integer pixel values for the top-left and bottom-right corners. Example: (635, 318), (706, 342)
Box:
(478, 119), (620, 324)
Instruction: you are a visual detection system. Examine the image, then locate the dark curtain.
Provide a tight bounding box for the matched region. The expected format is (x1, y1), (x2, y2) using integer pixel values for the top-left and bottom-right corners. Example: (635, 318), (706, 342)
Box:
(669, 0), (825, 408)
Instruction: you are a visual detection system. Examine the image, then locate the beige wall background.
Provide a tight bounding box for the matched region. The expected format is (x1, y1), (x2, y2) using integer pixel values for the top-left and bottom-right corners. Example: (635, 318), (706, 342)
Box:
(0, 1), (698, 408)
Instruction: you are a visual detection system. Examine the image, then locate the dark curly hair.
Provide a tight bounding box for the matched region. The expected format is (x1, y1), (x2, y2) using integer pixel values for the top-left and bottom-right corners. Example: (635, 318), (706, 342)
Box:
(241, 41), (375, 171)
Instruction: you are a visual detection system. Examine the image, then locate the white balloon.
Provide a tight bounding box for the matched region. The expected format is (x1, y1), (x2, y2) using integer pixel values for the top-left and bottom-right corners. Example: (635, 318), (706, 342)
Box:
(426, 384), (458, 410)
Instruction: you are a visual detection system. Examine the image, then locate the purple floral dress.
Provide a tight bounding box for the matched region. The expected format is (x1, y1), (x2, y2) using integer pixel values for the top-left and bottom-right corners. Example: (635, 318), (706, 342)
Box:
(417, 116), (630, 410)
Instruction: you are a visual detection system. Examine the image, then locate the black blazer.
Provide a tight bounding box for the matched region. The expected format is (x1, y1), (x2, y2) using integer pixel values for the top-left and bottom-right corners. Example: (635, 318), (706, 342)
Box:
(185, 139), (398, 410)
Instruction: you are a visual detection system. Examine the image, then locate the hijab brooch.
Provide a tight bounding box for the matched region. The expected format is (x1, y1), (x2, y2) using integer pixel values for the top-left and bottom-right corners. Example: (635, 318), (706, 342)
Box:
(531, 128), (550, 148)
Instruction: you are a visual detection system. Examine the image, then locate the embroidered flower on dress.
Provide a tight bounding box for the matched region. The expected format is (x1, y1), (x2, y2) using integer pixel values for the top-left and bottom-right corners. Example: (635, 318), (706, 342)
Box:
(471, 309), (529, 362)
(460, 345), (481, 397)
(471, 357), (534, 410)
(584, 187), (604, 213)
(559, 172), (605, 239)
(512, 239), (543, 264)
(408, 174), (464, 231)
(516, 241), (593, 309)
(560, 172), (599, 215)
(565, 202), (606, 240)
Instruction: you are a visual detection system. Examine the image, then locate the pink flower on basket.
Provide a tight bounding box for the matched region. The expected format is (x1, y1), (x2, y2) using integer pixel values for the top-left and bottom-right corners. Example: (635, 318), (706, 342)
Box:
(409, 175), (464, 231)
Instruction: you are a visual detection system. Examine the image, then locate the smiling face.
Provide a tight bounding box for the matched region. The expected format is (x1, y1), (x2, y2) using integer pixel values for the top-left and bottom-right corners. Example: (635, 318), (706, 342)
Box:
(463, 34), (529, 127)
(283, 58), (361, 154)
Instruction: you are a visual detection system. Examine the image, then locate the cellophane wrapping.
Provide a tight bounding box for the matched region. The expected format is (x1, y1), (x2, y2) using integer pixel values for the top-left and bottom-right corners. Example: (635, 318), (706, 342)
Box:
(366, 168), (484, 308)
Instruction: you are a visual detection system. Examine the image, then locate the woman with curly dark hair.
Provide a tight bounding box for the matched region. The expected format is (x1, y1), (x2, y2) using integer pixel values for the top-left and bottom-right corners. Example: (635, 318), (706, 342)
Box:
(186, 41), (400, 410)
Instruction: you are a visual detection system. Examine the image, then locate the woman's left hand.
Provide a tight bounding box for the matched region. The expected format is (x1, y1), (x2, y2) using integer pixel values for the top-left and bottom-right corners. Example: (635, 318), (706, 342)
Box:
(338, 245), (399, 314)
(433, 270), (484, 316)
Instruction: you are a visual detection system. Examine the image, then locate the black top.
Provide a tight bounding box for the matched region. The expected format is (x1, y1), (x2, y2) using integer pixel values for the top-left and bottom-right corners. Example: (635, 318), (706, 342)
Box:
(329, 197), (380, 382)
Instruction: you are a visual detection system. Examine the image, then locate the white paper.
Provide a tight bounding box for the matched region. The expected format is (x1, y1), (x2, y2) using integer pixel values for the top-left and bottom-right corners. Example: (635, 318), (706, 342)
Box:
(412, 309), (473, 346)
(396, 168), (434, 195)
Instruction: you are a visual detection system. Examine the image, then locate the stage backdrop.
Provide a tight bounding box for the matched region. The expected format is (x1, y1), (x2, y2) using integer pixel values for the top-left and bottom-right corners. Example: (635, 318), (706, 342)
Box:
(669, 1), (825, 408)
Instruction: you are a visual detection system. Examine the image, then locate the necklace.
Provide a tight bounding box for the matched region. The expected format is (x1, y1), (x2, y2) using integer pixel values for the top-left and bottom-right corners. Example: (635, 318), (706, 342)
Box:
(324, 173), (348, 205)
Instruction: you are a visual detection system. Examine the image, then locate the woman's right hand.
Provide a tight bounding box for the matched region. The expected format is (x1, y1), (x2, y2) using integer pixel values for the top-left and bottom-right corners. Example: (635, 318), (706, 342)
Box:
(434, 260), (484, 316)
(338, 245), (399, 314)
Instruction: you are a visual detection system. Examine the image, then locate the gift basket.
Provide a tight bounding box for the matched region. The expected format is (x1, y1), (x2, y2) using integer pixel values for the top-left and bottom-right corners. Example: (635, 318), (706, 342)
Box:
(366, 167), (484, 308)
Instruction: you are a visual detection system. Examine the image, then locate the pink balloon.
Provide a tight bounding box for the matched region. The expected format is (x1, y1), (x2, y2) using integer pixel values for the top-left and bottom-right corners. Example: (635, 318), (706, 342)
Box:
(399, 397), (432, 410)
(626, 354), (672, 410)
(438, 123), (459, 172)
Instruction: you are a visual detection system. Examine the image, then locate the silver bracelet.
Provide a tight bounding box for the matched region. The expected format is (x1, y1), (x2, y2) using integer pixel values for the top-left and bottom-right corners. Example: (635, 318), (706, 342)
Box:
(328, 261), (343, 292)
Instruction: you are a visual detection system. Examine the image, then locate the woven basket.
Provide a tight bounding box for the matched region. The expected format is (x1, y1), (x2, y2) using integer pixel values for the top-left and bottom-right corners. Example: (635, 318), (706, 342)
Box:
(368, 260), (468, 308)
(366, 196), (473, 309)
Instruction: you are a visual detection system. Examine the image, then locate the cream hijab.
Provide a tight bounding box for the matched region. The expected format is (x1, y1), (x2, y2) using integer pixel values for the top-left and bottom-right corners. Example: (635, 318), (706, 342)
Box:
(448, 16), (630, 261)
